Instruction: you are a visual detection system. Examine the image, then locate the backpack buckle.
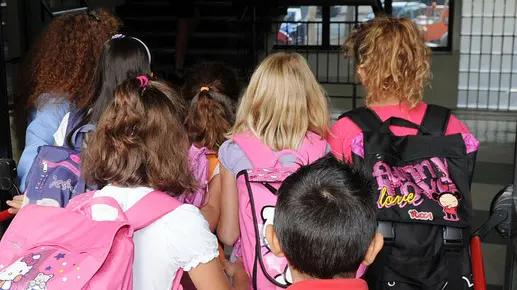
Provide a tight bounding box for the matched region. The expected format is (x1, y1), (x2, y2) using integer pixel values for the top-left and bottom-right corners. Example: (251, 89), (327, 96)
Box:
(443, 226), (463, 249)
(377, 221), (394, 244)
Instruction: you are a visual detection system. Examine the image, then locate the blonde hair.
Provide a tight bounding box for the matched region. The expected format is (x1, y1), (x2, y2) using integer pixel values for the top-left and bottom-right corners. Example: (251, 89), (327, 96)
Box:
(229, 52), (330, 151)
(343, 16), (431, 108)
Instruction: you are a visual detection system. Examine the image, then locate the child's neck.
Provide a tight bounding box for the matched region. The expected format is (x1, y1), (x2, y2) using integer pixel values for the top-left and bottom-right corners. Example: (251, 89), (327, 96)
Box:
(289, 267), (354, 283)
(368, 98), (401, 107)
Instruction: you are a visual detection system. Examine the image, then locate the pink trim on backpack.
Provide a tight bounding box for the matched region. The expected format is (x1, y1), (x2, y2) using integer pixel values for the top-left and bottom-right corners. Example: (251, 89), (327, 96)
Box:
(351, 133), (480, 158)
(0, 190), (185, 290)
(233, 131), (327, 289)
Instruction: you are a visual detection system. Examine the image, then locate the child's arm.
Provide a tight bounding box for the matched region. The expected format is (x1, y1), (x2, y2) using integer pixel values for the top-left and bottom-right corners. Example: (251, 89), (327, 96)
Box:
(200, 174), (221, 232)
(217, 166), (240, 246)
(189, 258), (249, 290)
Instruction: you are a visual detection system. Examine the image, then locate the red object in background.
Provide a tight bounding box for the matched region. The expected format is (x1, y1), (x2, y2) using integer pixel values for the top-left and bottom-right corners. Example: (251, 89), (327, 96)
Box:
(0, 209), (13, 223)
(470, 236), (486, 290)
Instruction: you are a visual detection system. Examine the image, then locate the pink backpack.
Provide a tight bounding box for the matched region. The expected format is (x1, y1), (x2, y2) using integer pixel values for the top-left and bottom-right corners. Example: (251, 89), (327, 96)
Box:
(0, 190), (184, 290)
(233, 131), (327, 290)
(178, 144), (210, 208)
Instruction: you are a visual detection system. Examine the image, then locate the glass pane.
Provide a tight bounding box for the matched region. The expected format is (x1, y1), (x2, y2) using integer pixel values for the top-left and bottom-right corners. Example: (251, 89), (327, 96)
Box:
(276, 6), (322, 46)
(330, 5), (373, 46)
(389, 1), (451, 48)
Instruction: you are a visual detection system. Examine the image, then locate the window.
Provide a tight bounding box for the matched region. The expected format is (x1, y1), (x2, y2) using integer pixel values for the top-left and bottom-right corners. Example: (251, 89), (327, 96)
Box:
(274, 1), (453, 51)
(392, 0), (453, 50)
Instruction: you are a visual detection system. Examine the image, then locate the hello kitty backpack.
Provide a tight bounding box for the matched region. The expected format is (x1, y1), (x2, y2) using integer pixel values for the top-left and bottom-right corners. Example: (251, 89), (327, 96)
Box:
(0, 190), (184, 290)
(233, 131), (327, 290)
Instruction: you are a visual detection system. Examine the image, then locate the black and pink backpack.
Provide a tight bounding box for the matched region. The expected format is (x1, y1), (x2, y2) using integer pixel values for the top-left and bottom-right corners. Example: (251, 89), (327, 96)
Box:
(340, 105), (479, 290)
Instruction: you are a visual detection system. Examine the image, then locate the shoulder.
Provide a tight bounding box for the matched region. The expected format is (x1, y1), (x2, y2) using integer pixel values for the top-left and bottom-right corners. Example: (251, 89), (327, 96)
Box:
(218, 140), (249, 172)
(35, 96), (71, 114)
(151, 204), (219, 271)
(446, 114), (471, 135)
(328, 115), (362, 157)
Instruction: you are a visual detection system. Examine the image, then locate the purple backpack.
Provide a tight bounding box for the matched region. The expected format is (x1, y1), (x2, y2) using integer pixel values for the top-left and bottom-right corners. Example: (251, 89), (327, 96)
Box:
(23, 112), (96, 208)
(178, 144), (211, 208)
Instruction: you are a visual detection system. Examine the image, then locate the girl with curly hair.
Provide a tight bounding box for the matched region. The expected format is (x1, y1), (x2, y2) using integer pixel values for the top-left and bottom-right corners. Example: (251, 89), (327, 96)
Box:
(328, 16), (472, 161)
(15, 9), (120, 191)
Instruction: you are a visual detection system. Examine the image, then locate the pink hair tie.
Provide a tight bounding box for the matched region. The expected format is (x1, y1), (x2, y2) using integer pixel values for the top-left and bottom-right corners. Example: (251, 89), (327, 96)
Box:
(137, 76), (149, 88)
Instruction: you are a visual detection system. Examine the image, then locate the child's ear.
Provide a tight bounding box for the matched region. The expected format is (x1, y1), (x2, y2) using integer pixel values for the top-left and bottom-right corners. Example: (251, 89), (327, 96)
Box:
(265, 224), (285, 258)
(362, 232), (384, 266)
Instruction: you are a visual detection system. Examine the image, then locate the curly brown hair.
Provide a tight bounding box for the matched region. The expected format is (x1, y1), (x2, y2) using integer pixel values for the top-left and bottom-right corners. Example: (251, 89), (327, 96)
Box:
(343, 16), (431, 107)
(82, 77), (197, 195)
(20, 9), (120, 110)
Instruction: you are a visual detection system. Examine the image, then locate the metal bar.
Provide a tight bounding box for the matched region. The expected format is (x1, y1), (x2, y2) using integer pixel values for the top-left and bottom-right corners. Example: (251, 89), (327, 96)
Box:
(508, 0), (517, 112)
(353, 4), (359, 108)
(384, 0), (392, 15)
(497, 0), (508, 111)
(40, 0), (53, 21)
(0, 7), (12, 158)
(475, 0), (486, 109)
(465, 1), (474, 109)
(51, 7), (87, 16)
(447, 0), (455, 51)
(322, 4), (330, 47)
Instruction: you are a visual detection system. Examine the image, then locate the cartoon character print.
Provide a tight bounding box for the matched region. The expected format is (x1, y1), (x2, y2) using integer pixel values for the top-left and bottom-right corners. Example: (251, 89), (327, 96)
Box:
(261, 206), (293, 286)
(432, 191), (461, 221)
(25, 273), (53, 290)
(0, 258), (34, 290)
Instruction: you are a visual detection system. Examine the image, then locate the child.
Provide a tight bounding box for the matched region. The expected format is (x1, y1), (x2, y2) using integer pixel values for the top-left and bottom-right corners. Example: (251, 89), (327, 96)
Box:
(217, 52), (330, 287)
(6, 34), (154, 214)
(81, 76), (248, 290)
(328, 16), (472, 160)
(330, 17), (479, 290)
(183, 61), (240, 232)
(14, 9), (120, 192)
(265, 154), (384, 289)
(55, 34), (154, 147)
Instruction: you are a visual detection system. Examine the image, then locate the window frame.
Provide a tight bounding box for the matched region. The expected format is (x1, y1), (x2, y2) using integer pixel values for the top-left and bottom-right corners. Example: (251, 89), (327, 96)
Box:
(272, 0), (454, 52)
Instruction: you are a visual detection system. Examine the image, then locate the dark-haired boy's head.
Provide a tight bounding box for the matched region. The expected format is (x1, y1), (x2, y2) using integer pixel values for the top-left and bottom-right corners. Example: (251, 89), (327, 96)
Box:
(265, 154), (383, 281)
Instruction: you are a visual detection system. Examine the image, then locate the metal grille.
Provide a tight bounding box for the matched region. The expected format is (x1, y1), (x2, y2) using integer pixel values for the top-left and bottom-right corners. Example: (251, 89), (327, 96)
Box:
(261, 5), (375, 108)
(458, 0), (517, 111)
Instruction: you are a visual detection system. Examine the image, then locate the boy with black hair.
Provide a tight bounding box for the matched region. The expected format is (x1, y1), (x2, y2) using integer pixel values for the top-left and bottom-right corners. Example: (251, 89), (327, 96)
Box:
(265, 154), (384, 289)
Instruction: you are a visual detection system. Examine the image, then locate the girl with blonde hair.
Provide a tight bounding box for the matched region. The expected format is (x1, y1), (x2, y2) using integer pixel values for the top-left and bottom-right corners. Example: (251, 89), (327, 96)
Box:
(217, 51), (330, 246)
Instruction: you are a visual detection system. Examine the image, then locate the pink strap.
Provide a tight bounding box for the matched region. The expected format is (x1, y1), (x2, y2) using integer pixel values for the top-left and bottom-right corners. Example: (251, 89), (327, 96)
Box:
(233, 131), (327, 168)
(297, 132), (328, 163)
(171, 269), (184, 290)
(233, 132), (277, 168)
(125, 190), (183, 231)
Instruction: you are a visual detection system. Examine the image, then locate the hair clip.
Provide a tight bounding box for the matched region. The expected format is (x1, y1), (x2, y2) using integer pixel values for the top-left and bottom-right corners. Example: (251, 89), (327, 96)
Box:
(200, 87), (210, 92)
(112, 34), (125, 39)
(137, 76), (149, 88)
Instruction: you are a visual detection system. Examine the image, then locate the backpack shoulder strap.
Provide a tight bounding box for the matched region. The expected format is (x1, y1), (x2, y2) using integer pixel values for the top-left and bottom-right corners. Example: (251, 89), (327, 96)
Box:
(338, 107), (382, 132)
(420, 104), (451, 136)
(126, 190), (183, 231)
(233, 131), (276, 168)
(297, 132), (328, 162)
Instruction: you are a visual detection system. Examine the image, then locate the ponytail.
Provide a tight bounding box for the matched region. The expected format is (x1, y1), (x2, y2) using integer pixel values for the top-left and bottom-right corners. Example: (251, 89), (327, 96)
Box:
(185, 87), (235, 150)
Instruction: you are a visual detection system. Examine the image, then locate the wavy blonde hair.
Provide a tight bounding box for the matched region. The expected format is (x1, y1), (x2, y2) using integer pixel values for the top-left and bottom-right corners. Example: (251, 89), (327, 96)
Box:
(343, 16), (431, 108)
(229, 52), (330, 151)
